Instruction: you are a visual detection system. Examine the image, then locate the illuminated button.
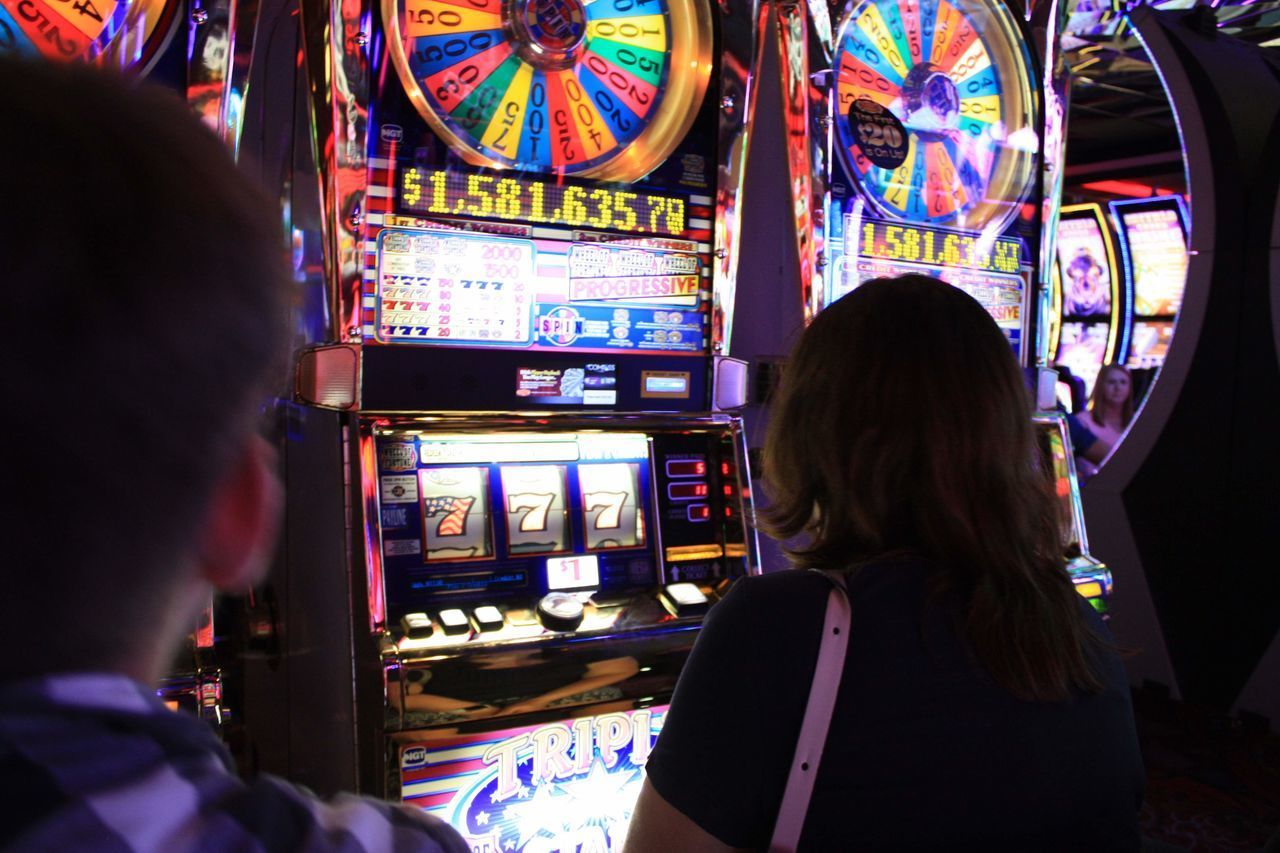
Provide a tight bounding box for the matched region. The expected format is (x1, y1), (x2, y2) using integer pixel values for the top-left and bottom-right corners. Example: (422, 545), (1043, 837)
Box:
(472, 606), (505, 633)
(662, 582), (709, 617)
(437, 608), (470, 636)
(400, 612), (433, 640)
(536, 593), (584, 633)
(687, 504), (711, 522)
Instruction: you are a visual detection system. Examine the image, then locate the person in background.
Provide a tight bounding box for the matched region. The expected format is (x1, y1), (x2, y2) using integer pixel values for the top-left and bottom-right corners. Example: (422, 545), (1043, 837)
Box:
(1073, 363), (1135, 480)
(0, 59), (465, 852)
(624, 275), (1143, 852)
(1086, 363), (1136, 448)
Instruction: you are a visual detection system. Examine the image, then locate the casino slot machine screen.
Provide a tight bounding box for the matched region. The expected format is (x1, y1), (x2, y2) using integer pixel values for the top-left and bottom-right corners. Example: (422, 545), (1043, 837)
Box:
(288, 0), (762, 842)
(1047, 203), (1125, 397)
(1110, 196), (1188, 370)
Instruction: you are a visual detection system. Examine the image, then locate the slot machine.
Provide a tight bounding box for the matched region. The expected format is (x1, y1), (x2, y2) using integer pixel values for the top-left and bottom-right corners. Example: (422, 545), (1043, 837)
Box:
(1033, 412), (1111, 610)
(773, 0), (1111, 609)
(1046, 203), (1126, 402)
(285, 0), (764, 841)
(1109, 196), (1188, 376)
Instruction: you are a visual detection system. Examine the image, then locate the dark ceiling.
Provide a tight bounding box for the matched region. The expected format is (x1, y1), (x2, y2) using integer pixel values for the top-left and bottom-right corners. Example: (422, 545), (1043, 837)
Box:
(1061, 0), (1280, 202)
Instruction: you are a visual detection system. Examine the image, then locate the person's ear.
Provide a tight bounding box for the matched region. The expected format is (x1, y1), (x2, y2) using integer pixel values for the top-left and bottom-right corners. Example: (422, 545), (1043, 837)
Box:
(196, 433), (282, 592)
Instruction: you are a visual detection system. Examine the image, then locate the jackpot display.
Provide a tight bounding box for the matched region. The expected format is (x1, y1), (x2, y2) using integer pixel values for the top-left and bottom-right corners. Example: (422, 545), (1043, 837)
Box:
(372, 430), (745, 619)
(1048, 204), (1125, 396)
(1110, 197), (1188, 369)
(373, 224), (705, 354)
(288, 0), (760, 842)
(788, 0), (1039, 356)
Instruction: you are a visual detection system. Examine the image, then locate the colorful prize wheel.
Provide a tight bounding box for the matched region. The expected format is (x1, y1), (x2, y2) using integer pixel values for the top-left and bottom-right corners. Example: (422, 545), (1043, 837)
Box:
(384, 0), (713, 181)
(0, 0), (177, 69)
(832, 0), (1035, 230)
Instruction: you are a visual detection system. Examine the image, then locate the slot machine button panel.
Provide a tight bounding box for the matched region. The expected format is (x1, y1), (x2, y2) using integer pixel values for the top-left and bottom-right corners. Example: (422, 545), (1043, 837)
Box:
(400, 612), (433, 640)
(472, 606), (505, 633)
(661, 582), (709, 617)
(437, 608), (471, 636)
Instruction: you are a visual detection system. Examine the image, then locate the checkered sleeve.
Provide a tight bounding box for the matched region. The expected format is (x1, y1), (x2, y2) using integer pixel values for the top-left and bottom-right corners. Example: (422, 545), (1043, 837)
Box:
(223, 777), (470, 853)
(0, 674), (470, 853)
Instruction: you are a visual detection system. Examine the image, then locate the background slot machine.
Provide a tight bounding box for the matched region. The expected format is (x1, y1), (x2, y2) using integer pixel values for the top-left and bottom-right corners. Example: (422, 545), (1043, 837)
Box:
(1109, 196), (1189, 387)
(1046, 203), (1126, 405)
(285, 0), (763, 841)
(800, 0), (1039, 351)
(773, 0), (1110, 607)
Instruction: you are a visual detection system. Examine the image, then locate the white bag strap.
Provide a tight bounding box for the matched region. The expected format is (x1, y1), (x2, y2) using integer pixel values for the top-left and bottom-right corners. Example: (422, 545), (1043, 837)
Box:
(768, 572), (851, 853)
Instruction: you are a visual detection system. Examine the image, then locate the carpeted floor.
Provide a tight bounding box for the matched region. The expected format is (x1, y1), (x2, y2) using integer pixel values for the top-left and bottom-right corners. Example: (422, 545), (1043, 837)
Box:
(1135, 688), (1280, 852)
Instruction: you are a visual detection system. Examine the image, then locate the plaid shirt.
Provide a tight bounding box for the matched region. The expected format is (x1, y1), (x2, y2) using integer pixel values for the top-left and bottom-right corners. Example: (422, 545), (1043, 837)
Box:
(0, 673), (468, 852)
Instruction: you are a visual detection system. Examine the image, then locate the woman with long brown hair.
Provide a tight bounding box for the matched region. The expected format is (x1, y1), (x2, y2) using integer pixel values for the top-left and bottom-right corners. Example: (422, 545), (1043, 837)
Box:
(626, 276), (1143, 851)
(1087, 362), (1137, 447)
(1075, 363), (1135, 479)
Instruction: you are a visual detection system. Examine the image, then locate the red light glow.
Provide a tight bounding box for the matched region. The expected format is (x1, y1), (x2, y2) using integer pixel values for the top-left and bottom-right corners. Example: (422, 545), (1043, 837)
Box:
(1080, 180), (1177, 198)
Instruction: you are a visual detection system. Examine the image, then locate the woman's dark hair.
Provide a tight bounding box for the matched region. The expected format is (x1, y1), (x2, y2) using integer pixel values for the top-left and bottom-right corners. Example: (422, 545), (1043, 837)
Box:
(762, 275), (1102, 702)
(1088, 363), (1135, 428)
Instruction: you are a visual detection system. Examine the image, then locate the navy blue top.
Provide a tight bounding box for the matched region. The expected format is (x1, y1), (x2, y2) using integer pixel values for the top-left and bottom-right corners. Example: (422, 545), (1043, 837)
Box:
(1066, 411), (1099, 455)
(645, 560), (1144, 851)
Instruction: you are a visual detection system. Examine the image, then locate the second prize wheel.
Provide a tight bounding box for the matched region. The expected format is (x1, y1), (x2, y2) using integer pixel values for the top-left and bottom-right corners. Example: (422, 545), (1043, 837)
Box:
(0, 0), (178, 70)
(385, 0), (713, 181)
(833, 0), (1036, 230)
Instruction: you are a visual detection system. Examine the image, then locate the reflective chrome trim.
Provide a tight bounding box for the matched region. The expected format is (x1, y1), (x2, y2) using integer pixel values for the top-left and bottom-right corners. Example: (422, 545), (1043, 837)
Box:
(299, 0), (371, 343)
(711, 0), (767, 353)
